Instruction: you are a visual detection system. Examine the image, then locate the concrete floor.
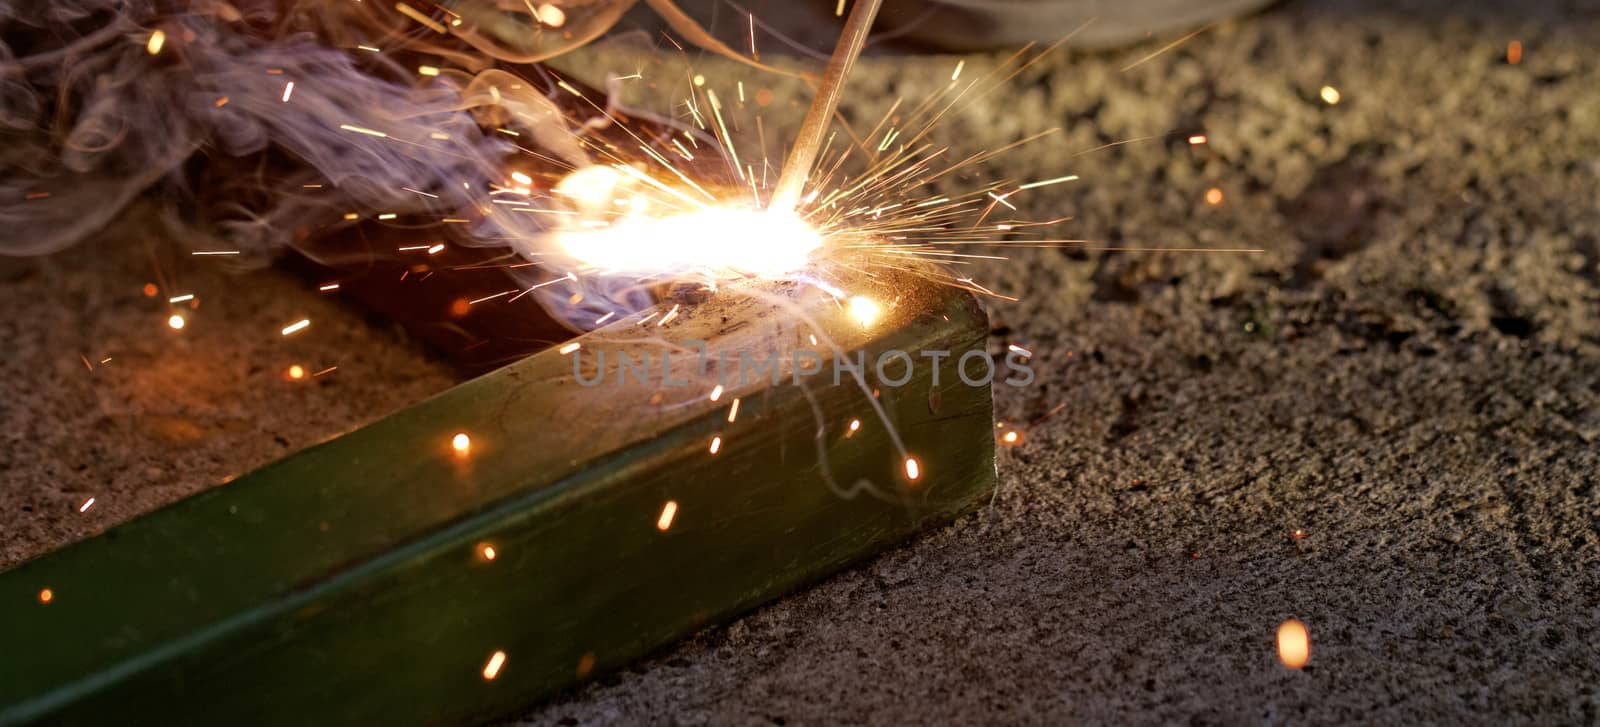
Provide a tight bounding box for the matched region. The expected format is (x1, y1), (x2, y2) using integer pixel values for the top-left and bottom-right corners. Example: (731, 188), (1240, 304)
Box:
(4, 0), (1597, 723)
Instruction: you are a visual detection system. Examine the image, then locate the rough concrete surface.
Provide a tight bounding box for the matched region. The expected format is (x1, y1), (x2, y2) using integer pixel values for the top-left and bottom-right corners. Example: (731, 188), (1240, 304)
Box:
(4, 0), (1599, 724)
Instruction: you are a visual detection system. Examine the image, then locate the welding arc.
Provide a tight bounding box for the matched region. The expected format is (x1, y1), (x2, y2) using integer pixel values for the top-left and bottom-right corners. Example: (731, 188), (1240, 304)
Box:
(769, 0), (884, 213)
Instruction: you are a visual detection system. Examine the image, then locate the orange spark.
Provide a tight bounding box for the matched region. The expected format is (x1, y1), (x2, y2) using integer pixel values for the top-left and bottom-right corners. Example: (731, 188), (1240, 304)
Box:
(1507, 40), (1522, 65)
(479, 543), (497, 561)
(1205, 187), (1224, 206)
(1277, 619), (1311, 669)
(287, 365), (306, 380)
(904, 457), (921, 481)
(38, 588), (53, 604)
(167, 314), (186, 330)
(482, 650), (507, 680)
(656, 501), (678, 531)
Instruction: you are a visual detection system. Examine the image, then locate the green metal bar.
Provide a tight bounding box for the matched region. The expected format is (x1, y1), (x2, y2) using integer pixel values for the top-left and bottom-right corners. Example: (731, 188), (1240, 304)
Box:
(0, 276), (995, 725)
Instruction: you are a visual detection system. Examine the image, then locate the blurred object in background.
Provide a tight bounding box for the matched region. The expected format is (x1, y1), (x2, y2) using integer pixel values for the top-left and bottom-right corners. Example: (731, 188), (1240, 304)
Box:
(878, 0), (1278, 50)
(617, 0), (1276, 54)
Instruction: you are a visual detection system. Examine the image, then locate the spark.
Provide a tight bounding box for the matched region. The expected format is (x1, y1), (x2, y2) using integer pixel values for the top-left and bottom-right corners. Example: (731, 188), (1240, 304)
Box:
(143, 283), (158, 297)
(167, 314), (186, 330)
(848, 418), (861, 433)
(656, 501), (678, 531)
(657, 304), (680, 326)
(1205, 187), (1224, 205)
(951, 60), (965, 81)
(426, 243), (446, 255)
(1016, 175), (1079, 191)
(395, 2), (446, 33)
(510, 171), (534, 186)
(313, 366), (338, 377)
(479, 543), (497, 561)
(452, 432), (471, 455)
(191, 250), (240, 256)
(287, 365), (306, 380)
(709, 436), (722, 454)
(1319, 85), (1341, 105)
(1188, 134), (1208, 145)
(167, 293), (194, 303)
(319, 283), (340, 292)
(339, 124), (388, 138)
(482, 651), (507, 680)
(78, 497), (96, 513)
(281, 319), (311, 336)
(559, 342), (581, 355)
(146, 29), (165, 55)
(38, 588), (53, 604)
(418, 65), (440, 77)
(1008, 344), (1032, 357)
(1277, 619), (1311, 669)
(536, 3), (566, 27)
(903, 457), (921, 481)
(709, 384), (724, 402)
(1507, 40), (1523, 65)
(727, 398), (741, 422)
(1120, 23), (1212, 72)
(281, 81), (295, 103)
(1000, 430), (1023, 446)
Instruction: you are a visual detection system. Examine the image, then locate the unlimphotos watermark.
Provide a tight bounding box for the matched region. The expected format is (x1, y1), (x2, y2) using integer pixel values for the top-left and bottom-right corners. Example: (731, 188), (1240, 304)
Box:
(572, 341), (1033, 388)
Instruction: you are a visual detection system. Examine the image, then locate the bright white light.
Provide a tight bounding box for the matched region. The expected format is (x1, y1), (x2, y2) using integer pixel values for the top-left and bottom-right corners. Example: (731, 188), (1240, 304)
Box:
(556, 206), (822, 278)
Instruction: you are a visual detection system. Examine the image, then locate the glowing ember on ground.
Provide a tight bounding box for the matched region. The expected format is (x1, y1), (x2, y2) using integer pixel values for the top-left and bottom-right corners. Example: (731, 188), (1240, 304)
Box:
(1319, 85), (1341, 105)
(451, 432), (471, 455)
(1277, 619), (1311, 669)
(37, 588), (53, 604)
(1205, 187), (1224, 205)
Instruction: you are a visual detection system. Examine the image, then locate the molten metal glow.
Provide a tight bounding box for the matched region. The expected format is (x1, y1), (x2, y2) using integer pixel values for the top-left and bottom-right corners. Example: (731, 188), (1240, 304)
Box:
(848, 296), (882, 327)
(555, 206), (822, 278)
(452, 432), (471, 455)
